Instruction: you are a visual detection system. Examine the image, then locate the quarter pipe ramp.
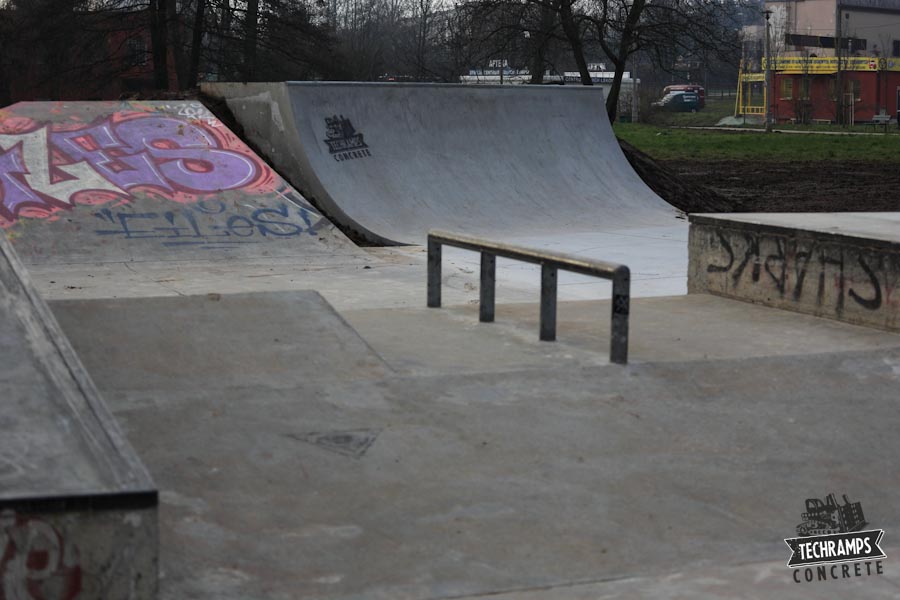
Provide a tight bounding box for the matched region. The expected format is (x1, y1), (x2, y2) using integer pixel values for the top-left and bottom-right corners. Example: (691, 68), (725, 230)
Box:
(202, 82), (679, 246)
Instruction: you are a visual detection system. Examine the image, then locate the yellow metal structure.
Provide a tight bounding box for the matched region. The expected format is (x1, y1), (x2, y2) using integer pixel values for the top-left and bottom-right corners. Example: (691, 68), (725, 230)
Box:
(735, 69), (766, 117)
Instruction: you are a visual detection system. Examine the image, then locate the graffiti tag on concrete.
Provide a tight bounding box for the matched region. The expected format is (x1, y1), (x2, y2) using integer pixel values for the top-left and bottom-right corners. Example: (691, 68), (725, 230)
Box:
(0, 510), (81, 600)
(0, 111), (275, 226)
(693, 226), (898, 329)
(92, 200), (320, 247)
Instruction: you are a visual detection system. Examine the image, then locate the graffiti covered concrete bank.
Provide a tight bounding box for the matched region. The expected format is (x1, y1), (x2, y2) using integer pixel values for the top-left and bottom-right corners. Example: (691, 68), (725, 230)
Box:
(688, 214), (900, 331)
(0, 101), (345, 264)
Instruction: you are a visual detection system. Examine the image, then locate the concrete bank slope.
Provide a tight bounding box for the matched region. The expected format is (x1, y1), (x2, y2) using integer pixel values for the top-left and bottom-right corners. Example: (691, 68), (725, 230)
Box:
(0, 100), (358, 266)
(0, 232), (157, 599)
(689, 212), (900, 331)
(202, 82), (679, 245)
(49, 289), (900, 599)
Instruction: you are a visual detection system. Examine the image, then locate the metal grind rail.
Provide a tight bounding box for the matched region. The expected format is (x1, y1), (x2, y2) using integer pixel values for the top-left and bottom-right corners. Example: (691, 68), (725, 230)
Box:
(426, 230), (630, 364)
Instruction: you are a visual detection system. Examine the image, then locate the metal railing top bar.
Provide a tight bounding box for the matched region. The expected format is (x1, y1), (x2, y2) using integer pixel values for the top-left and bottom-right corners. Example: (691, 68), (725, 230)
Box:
(427, 230), (630, 364)
(427, 230), (629, 280)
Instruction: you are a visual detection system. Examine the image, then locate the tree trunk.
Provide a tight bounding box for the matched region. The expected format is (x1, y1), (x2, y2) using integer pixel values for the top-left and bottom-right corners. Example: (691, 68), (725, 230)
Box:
(243, 0), (259, 81)
(188, 0), (205, 87)
(559, 0), (591, 85)
(167, 0), (187, 88)
(605, 0), (645, 121)
(150, 0), (169, 90)
(218, 0), (233, 80)
(606, 69), (624, 121)
(529, 2), (555, 84)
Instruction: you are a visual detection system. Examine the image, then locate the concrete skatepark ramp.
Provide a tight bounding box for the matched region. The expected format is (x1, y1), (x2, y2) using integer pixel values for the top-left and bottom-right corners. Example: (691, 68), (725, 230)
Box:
(0, 232), (157, 597)
(3, 90), (900, 597)
(202, 82), (679, 245)
(0, 101), (354, 265)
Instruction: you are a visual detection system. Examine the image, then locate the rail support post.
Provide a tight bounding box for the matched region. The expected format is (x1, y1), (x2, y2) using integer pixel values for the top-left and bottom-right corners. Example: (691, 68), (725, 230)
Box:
(610, 266), (630, 364)
(427, 238), (442, 308)
(540, 264), (557, 341)
(426, 230), (629, 364)
(480, 252), (496, 322)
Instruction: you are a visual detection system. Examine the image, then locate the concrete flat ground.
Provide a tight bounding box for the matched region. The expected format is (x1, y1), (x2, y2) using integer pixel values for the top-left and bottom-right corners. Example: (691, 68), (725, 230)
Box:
(26, 223), (688, 310)
(46, 285), (900, 600)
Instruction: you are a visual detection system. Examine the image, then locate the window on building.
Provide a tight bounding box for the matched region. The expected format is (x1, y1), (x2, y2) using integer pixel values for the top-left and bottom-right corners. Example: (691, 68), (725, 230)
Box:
(781, 78), (794, 99)
(893, 40), (900, 57)
(125, 36), (149, 67)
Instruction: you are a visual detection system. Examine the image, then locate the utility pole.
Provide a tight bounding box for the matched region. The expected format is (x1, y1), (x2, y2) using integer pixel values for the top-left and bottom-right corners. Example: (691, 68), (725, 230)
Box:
(836, 8), (844, 124)
(764, 9), (773, 132)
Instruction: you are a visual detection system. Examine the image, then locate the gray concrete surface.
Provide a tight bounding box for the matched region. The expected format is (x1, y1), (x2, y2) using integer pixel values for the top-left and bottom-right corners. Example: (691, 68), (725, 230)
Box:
(461, 555), (900, 599)
(343, 294), (900, 372)
(689, 212), (900, 331)
(47, 289), (900, 600)
(692, 212), (900, 246)
(0, 230), (157, 598)
(202, 82), (678, 246)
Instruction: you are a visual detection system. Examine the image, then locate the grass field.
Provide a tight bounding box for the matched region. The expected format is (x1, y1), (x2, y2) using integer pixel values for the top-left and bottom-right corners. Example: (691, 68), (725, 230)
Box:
(640, 96), (736, 127)
(614, 123), (900, 162)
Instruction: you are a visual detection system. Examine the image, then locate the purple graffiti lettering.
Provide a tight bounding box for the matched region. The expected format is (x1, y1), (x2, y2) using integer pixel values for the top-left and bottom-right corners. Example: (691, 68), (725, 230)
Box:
(0, 143), (45, 219)
(113, 117), (258, 192)
(2, 114), (267, 225)
(51, 123), (171, 191)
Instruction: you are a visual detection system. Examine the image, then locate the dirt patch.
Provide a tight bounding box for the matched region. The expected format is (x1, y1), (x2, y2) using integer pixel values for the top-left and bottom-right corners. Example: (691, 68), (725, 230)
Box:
(618, 139), (733, 213)
(661, 159), (900, 213)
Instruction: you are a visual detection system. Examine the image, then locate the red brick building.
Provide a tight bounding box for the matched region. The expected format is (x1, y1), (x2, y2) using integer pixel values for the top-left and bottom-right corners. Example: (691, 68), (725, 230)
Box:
(770, 57), (900, 123)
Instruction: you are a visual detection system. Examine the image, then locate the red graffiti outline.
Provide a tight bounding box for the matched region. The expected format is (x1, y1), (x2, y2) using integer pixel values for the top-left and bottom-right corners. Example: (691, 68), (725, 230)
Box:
(0, 512), (82, 600)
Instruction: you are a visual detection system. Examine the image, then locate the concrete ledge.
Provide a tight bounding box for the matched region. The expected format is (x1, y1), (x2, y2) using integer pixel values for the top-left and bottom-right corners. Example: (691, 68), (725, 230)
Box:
(688, 213), (900, 331)
(0, 231), (158, 599)
(1, 503), (157, 599)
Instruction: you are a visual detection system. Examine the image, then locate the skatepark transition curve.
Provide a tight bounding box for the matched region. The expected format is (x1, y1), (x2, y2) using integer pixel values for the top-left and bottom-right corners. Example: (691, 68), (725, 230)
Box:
(0, 100), (354, 265)
(202, 82), (679, 246)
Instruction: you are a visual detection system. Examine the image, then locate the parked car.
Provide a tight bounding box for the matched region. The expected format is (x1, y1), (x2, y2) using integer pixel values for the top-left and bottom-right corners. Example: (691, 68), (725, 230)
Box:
(652, 91), (701, 112)
(663, 84), (706, 108)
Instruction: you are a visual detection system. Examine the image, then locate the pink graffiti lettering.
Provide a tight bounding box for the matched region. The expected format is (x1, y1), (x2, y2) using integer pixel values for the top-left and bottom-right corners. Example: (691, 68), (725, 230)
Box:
(0, 112), (271, 225)
(0, 510), (81, 600)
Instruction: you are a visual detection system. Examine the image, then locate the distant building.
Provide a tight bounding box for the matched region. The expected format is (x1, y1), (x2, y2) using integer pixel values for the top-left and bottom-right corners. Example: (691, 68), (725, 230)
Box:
(736, 0), (900, 122)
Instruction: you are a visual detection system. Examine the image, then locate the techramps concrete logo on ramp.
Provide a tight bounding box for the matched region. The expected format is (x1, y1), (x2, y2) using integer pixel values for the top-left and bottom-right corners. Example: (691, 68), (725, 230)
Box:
(785, 493), (886, 584)
(323, 114), (371, 162)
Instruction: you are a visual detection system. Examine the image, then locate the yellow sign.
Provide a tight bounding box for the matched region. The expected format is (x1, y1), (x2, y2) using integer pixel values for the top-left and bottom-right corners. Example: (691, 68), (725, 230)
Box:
(761, 56), (900, 73)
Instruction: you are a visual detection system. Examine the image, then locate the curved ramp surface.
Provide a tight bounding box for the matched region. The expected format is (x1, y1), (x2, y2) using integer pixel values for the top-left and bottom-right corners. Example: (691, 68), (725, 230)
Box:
(203, 82), (678, 245)
(0, 101), (354, 264)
